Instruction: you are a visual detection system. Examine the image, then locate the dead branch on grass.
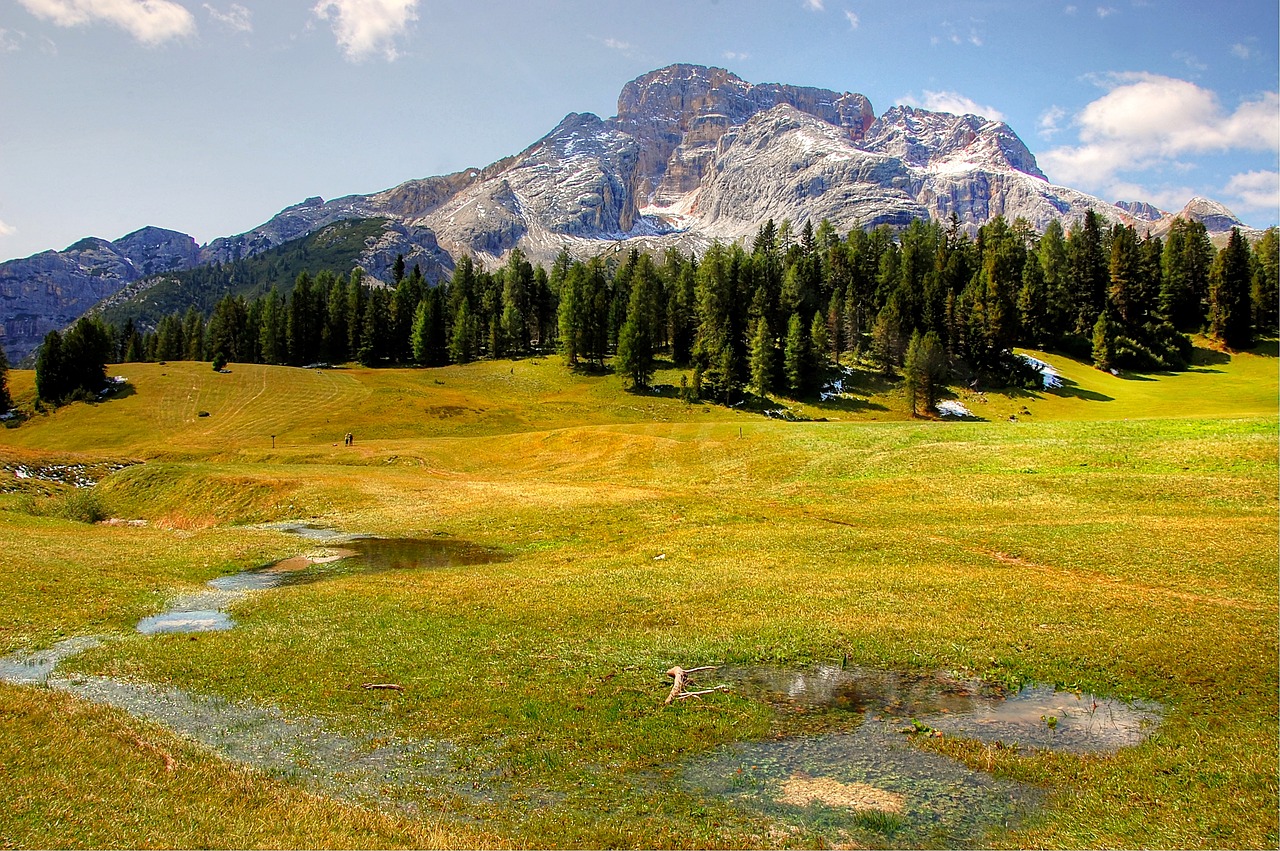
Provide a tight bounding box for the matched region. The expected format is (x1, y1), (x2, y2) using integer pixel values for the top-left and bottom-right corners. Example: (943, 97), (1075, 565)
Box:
(362, 683), (405, 691)
(664, 665), (726, 704)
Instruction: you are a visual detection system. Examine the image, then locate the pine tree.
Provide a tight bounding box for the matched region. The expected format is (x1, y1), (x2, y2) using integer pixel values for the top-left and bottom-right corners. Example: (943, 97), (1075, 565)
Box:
(1092, 310), (1117, 371)
(809, 311), (829, 371)
(259, 288), (287, 365)
(903, 331), (948, 415)
(449, 298), (476, 364)
(1251, 227), (1279, 336)
(36, 330), (67, 403)
(749, 317), (775, 397)
(1108, 224), (1142, 325)
(783, 312), (811, 397)
(870, 298), (905, 376)
(1208, 227), (1254, 350)
(346, 269), (366, 360)
(181, 307), (205, 361)
(614, 255), (661, 388)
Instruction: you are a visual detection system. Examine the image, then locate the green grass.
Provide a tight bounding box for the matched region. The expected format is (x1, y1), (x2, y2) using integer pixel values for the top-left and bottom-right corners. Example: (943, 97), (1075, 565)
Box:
(0, 345), (1275, 848)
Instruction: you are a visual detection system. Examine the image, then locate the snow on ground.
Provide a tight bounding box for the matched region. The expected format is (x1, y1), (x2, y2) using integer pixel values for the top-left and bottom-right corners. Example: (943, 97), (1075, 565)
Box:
(936, 400), (975, 418)
(1018, 355), (1062, 389)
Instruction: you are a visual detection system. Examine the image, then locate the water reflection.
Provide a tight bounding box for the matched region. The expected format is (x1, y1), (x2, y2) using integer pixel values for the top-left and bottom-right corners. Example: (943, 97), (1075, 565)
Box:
(138, 531), (507, 635)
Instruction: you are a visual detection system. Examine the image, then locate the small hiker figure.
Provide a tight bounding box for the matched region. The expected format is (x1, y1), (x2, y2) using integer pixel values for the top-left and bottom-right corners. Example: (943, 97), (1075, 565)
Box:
(344, 432), (353, 446)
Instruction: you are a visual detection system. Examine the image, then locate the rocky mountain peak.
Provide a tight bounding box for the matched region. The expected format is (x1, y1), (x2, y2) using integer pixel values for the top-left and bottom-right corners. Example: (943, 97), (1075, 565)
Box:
(1114, 200), (1166, 222)
(609, 63), (875, 207)
(862, 105), (1046, 180)
(1178, 196), (1245, 231)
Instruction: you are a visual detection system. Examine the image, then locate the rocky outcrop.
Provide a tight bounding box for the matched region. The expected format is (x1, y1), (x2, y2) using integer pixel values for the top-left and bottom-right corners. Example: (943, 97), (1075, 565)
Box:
(1114, 200), (1166, 222)
(0, 226), (199, 363)
(610, 64), (875, 207)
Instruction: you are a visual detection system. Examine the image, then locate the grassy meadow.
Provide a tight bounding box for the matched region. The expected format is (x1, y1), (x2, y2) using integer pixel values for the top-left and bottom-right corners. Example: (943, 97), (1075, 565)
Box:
(0, 344), (1276, 848)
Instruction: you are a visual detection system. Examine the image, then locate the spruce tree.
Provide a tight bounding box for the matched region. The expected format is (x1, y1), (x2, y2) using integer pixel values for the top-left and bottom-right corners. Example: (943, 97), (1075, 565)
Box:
(1208, 228), (1254, 350)
(749, 317), (775, 397)
(614, 255), (660, 388)
(1251, 227), (1278, 336)
(783, 312), (811, 397)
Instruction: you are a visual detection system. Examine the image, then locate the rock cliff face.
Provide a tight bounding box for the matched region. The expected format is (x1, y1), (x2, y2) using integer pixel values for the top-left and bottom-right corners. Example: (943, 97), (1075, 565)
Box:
(608, 64), (875, 207)
(1, 63), (1260, 363)
(0, 226), (198, 363)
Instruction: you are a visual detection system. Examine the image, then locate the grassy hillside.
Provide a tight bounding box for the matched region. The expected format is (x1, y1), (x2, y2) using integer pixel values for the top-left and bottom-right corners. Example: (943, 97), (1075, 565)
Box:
(0, 347), (1275, 848)
(93, 218), (392, 330)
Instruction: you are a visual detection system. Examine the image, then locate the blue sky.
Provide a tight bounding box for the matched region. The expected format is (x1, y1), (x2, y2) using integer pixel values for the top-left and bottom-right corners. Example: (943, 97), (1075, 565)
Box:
(1, 0), (1276, 262)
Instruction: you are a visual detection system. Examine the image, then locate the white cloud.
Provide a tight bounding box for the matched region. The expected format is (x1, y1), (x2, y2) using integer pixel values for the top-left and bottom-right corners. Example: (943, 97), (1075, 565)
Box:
(804, 0), (824, 10)
(1231, 43), (1252, 60)
(900, 90), (1005, 122)
(203, 2), (250, 32)
(0, 220), (15, 237)
(1224, 170), (1279, 214)
(1038, 105), (1066, 138)
(16, 0), (196, 45)
(843, 10), (858, 29)
(1064, 4), (1078, 13)
(1096, 6), (1117, 17)
(1040, 73), (1280, 189)
(722, 50), (749, 62)
(603, 37), (632, 51)
(312, 0), (417, 62)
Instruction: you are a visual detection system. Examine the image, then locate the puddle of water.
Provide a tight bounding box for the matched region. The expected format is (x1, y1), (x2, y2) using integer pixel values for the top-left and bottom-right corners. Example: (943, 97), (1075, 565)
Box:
(0, 636), (104, 685)
(686, 720), (1038, 848)
(136, 610), (234, 635)
(140, 531), (507, 635)
(47, 672), (489, 808)
(729, 664), (1160, 753)
(684, 664), (1163, 846)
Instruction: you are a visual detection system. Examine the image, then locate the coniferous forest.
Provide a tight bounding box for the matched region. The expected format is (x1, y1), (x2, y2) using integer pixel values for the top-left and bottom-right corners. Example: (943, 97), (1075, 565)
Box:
(27, 214), (1280, 411)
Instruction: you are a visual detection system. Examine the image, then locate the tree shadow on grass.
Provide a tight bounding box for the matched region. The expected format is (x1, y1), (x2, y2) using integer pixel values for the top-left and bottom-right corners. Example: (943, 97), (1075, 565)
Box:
(813, 395), (889, 414)
(1046, 376), (1114, 402)
(1247, 338), (1279, 358)
(1191, 347), (1233, 366)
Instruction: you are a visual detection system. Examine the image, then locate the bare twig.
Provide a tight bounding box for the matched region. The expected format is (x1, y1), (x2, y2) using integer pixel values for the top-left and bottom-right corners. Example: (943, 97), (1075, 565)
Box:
(676, 685), (732, 700)
(664, 665), (722, 704)
(362, 683), (405, 691)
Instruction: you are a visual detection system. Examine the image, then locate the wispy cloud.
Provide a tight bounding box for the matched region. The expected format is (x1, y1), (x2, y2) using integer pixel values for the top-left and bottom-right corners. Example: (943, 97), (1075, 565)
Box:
(1040, 73), (1280, 199)
(603, 37), (632, 51)
(1064, 4), (1078, 13)
(1038, 105), (1067, 138)
(312, 0), (418, 62)
(843, 10), (858, 29)
(0, 28), (27, 51)
(803, 0), (824, 10)
(1173, 50), (1207, 72)
(1096, 6), (1117, 17)
(0, 220), (16, 237)
(1224, 170), (1279, 215)
(899, 90), (1005, 121)
(1231, 43), (1252, 60)
(722, 50), (749, 62)
(203, 2), (251, 33)
(16, 0), (196, 45)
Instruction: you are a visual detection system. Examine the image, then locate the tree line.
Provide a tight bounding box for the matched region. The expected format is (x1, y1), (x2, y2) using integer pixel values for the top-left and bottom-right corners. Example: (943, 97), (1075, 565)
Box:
(30, 214), (1280, 411)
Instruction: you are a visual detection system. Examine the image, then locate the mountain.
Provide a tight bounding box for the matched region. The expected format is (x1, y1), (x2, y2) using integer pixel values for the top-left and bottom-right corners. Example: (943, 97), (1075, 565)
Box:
(0, 63), (1260, 364)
